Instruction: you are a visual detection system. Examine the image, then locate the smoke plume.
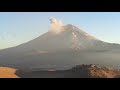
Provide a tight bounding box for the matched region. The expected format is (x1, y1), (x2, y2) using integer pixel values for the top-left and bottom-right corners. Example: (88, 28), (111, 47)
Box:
(49, 17), (64, 34)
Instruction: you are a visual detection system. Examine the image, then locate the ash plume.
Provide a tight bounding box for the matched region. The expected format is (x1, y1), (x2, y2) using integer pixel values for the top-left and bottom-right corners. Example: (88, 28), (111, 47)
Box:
(49, 17), (64, 34)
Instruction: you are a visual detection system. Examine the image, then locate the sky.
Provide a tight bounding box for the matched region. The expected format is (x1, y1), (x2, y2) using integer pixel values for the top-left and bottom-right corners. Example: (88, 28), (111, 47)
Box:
(0, 12), (120, 49)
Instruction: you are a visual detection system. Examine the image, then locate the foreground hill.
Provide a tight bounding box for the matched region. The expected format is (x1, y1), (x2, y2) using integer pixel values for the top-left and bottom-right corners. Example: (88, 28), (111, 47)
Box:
(17, 64), (120, 78)
(0, 67), (19, 78)
(71, 64), (120, 78)
(1, 64), (120, 78)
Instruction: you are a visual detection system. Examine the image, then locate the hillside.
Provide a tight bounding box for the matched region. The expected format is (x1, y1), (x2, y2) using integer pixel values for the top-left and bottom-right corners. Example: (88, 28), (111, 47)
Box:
(71, 64), (120, 78)
(0, 64), (120, 78)
(0, 67), (19, 78)
(17, 64), (120, 78)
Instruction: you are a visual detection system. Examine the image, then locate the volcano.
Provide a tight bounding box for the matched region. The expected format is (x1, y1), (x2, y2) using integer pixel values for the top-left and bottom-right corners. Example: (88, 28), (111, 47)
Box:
(0, 18), (120, 71)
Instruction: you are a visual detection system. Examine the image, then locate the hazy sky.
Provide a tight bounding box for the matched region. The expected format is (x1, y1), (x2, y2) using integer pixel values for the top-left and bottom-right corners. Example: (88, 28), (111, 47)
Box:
(0, 12), (120, 49)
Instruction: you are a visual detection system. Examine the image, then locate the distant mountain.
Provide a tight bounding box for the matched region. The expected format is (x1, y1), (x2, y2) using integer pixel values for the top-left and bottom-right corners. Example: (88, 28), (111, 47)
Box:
(0, 18), (120, 71)
(0, 18), (119, 52)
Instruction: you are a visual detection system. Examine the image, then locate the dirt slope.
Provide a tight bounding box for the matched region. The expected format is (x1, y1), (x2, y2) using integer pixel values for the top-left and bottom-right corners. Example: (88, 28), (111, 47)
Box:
(0, 67), (19, 78)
